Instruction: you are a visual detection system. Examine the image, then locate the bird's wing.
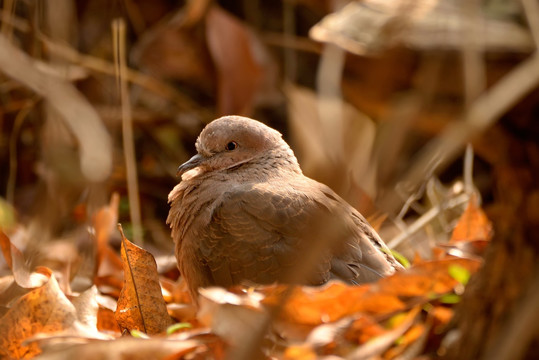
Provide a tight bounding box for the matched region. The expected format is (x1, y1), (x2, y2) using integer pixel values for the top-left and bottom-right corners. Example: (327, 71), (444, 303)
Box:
(193, 181), (396, 287)
(299, 182), (397, 283)
(194, 183), (335, 287)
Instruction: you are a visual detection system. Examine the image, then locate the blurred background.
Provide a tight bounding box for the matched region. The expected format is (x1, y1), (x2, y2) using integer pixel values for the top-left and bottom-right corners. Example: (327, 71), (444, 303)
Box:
(0, 0), (537, 274)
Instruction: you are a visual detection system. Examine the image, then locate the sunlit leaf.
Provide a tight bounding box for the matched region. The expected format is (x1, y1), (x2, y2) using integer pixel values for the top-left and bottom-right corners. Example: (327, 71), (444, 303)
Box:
(114, 225), (172, 334)
(166, 322), (193, 335)
(0, 275), (80, 358)
(130, 329), (150, 339)
(448, 264), (471, 285)
(450, 194), (493, 242)
(0, 230), (49, 288)
(439, 294), (461, 304)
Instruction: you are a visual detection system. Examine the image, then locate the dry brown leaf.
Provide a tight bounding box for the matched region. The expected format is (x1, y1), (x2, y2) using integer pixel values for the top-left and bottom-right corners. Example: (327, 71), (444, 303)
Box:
(114, 226), (172, 334)
(283, 345), (317, 360)
(93, 194), (124, 297)
(344, 315), (386, 344)
(34, 337), (203, 360)
(310, 0), (533, 55)
(94, 193), (119, 266)
(347, 306), (422, 359)
(94, 193), (123, 278)
(262, 282), (405, 326)
(428, 306), (453, 334)
(167, 303), (197, 323)
(0, 34), (112, 182)
(0, 230), (49, 288)
(160, 276), (192, 304)
(377, 258), (481, 297)
(205, 5), (263, 116)
(285, 83), (378, 210)
(198, 287), (268, 347)
(450, 194), (493, 242)
(263, 258), (479, 327)
(97, 307), (121, 333)
(71, 286), (99, 329)
(0, 274), (80, 358)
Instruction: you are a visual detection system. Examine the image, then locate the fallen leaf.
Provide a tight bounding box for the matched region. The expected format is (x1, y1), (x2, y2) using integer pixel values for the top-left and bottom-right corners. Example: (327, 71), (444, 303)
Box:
(94, 193), (123, 278)
(310, 0), (533, 54)
(198, 287), (268, 347)
(97, 307), (121, 334)
(344, 314), (386, 344)
(346, 306), (422, 359)
(0, 274), (80, 358)
(0, 230), (49, 288)
(262, 282), (405, 326)
(377, 258), (481, 297)
(428, 306), (453, 334)
(34, 337), (202, 360)
(450, 194), (493, 242)
(71, 286), (99, 329)
(114, 226), (172, 334)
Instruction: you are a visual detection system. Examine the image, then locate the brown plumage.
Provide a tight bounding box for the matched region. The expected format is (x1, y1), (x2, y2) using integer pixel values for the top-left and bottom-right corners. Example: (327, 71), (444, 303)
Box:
(168, 116), (402, 299)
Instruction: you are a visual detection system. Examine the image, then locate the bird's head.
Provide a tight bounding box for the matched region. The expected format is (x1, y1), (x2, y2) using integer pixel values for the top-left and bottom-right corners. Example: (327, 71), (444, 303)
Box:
(177, 116), (300, 180)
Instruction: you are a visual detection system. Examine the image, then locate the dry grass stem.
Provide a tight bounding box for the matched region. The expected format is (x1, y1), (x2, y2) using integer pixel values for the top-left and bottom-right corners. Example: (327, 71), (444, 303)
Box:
(113, 18), (143, 246)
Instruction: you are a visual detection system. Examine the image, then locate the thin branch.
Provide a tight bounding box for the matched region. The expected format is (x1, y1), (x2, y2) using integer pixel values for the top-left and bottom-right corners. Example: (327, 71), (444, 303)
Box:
(388, 193), (470, 248)
(113, 18), (143, 246)
(521, 0), (539, 50)
(7, 98), (39, 204)
(1, 0), (15, 39)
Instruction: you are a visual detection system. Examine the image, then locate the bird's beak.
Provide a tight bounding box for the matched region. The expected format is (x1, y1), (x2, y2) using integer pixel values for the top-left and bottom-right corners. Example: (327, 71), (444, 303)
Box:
(177, 154), (204, 177)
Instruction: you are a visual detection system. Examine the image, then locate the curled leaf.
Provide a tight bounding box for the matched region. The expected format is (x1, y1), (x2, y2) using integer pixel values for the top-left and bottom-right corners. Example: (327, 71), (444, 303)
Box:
(114, 226), (172, 334)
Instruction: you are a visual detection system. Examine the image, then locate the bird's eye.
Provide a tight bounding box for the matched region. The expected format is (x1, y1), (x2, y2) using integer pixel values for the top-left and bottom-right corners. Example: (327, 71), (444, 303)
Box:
(225, 141), (238, 151)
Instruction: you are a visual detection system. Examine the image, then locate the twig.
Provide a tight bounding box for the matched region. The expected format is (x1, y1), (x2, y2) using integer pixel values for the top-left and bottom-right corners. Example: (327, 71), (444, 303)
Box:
(7, 98), (39, 204)
(0, 9), (29, 33)
(388, 192), (470, 249)
(1, 0), (15, 39)
(461, 0), (486, 106)
(261, 32), (322, 54)
(42, 37), (203, 113)
(521, 0), (539, 50)
(113, 19), (143, 246)
(463, 144), (474, 195)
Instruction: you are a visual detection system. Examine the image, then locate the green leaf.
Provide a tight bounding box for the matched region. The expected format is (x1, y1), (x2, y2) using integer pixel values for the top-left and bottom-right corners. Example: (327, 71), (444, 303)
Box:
(439, 293), (461, 304)
(0, 198), (16, 230)
(381, 248), (411, 268)
(166, 322), (192, 335)
(448, 265), (471, 285)
(130, 329), (150, 338)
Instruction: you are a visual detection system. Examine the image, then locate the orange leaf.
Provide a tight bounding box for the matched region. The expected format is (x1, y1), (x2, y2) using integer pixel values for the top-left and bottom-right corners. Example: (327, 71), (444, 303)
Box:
(0, 274), (77, 358)
(450, 194), (493, 242)
(262, 282), (405, 326)
(114, 226), (172, 334)
(94, 193), (123, 275)
(377, 258), (481, 297)
(429, 306), (454, 334)
(97, 307), (121, 333)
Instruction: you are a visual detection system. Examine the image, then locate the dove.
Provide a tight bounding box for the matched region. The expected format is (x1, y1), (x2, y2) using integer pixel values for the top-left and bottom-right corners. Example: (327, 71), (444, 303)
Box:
(167, 115), (402, 299)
